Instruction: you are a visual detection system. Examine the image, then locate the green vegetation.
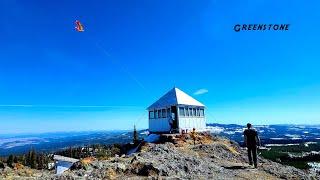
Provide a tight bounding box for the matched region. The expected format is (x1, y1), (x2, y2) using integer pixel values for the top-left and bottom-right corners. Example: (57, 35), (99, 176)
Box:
(7, 155), (14, 168)
(0, 143), (125, 170)
(56, 144), (123, 160)
(260, 149), (288, 161)
(260, 143), (320, 170)
(1, 149), (51, 170)
(265, 143), (320, 153)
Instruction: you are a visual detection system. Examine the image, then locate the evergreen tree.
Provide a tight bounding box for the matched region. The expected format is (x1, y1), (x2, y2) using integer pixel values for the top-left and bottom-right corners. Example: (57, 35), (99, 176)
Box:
(21, 155), (26, 166)
(26, 150), (32, 166)
(133, 125), (139, 144)
(7, 155), (14, 168)
(37, 153), (45, 169)
(68, 147), (73, 158)
(0, 160), (4, 169)
(13, 156), (18, 163)
(30, 149), (37, 169)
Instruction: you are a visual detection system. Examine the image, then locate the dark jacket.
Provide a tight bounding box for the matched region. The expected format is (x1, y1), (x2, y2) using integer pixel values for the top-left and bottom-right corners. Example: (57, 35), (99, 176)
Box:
(244, 129), (259, 147)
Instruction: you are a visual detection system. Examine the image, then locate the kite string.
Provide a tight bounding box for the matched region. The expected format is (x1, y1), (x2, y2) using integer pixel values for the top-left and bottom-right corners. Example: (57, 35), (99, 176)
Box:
(85, 36), (153, 127)
(94, 42), (148, 91)
(85, 35), (215, 129)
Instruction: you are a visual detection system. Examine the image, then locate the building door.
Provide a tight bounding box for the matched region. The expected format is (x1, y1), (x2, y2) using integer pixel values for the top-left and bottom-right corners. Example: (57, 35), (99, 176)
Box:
(171, 106), (178, 130)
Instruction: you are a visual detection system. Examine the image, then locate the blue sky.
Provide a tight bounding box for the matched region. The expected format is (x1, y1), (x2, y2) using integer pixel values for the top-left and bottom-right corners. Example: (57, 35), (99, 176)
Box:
(0, 0), (320, 134)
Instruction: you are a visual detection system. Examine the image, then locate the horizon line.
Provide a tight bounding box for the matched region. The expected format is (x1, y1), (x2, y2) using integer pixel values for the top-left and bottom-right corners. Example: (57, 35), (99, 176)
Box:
(1, 123), (320, 136)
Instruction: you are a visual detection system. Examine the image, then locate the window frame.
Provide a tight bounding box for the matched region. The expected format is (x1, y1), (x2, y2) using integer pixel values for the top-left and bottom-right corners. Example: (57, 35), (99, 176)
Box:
(189, 108), (193, 116)
(200, 109), (204, 117)
(185, 107), (189, 117)
(179, 107), (185, 117)
(155, 110), (158, 118)
(149, 110), (154, 119)
(162, 109), (166, 118)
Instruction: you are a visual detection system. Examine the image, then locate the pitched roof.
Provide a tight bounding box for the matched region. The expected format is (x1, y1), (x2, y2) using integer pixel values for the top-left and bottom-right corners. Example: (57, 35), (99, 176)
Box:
(53, 155), (79, 163)
(147, 88), (205, 110)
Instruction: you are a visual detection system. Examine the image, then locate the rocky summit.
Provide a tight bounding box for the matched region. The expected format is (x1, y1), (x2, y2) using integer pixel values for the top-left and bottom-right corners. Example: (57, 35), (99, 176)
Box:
(1, 133), (319, 179)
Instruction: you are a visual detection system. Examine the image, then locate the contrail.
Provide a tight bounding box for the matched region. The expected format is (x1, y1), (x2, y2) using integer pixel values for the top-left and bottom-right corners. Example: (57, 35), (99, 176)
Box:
(0, 105), (34, 107)
(0, 105), (143, 109)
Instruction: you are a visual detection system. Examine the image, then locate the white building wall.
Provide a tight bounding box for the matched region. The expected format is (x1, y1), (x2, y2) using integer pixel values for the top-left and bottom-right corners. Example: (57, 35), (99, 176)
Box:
(149, 117), (171, 132)
(178, 117), (206, 131)
(177, 105), (206, 131)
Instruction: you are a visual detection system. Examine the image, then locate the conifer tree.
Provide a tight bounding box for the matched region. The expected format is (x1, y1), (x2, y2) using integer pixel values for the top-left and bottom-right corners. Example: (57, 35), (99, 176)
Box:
(7, 155), (14, 168)
(133, 125), (139, 144)
(13, 156), (18, 163)
(30, 149), (37, 169)
(26, 150), (32, 166)
(21, 155), (26, 166)
(37, 154), (46, 169)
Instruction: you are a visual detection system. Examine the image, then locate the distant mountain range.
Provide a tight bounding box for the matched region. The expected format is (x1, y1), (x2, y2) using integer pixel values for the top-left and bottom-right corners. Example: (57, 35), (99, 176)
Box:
(0, 124), (319, 156)
(0, 130), (148, 156)
(207, 123), (320, 146)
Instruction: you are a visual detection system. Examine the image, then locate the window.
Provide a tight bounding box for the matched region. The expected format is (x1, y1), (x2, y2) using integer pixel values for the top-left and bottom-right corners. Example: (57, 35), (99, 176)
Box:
(167, 108), (171, 117)
(197, 108), (200, 117)
(149, 111), (154, 119)
(158, 110), (161, 118)
(179, 107), (185, 116)
(189, 108), (192, 117)
(185, 107), (189, 116)
(162, 109), (166, 118)
(155, 110), (158, 118)
(200, 109), (204, 117)
(193, 108), (196, 117)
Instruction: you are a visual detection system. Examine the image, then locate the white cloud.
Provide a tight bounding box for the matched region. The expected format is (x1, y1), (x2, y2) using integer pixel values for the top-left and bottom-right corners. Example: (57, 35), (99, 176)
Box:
(193, 89), (209, 95)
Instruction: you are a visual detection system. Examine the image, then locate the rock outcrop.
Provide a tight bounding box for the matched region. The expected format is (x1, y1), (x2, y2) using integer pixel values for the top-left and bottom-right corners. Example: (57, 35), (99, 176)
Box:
(1, 133), (319, 179)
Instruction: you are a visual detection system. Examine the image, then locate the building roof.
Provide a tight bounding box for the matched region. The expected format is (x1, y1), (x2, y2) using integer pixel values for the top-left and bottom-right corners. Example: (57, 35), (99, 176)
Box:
(147, 88), (205, 110)
(53, 155), (79, 163)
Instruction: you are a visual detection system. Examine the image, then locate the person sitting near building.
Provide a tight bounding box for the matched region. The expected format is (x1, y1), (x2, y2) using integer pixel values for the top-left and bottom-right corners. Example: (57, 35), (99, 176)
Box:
(243, 123), (260, 168)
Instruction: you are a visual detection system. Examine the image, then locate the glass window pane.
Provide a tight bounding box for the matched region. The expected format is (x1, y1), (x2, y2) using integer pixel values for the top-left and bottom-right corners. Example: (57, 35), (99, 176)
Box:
(158, 110), (161, 118)
(193, 108), (196, 117)
(179, 107), (184, 116)
(149, 111), (154, 119)
(189, 108), (193, 116)
(185, 107), (189, 116)
(162, 109), (166, 118)
(200, 109), (204, 116)
(167, 108), (170, 117)
(197, 108), (200, 116)
(155, 110), (158, 118)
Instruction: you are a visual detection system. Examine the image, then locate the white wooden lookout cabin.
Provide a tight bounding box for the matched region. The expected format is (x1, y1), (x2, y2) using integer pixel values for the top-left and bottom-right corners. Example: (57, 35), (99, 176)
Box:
(147, 87), (206, 133)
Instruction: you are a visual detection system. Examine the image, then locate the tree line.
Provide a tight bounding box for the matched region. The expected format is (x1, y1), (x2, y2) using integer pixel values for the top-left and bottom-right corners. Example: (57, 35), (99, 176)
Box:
(0, 126), (141, 170)
(0, 149), (50, 170)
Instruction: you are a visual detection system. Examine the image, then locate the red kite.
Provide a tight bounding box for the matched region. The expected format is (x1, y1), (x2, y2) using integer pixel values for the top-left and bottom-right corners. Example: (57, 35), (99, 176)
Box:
(75, 20), (84, 32)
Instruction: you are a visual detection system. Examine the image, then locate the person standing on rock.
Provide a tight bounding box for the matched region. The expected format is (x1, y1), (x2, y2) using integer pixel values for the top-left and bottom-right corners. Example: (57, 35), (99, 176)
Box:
(243, 123), (260, 168)
(191, 128), (196, 145)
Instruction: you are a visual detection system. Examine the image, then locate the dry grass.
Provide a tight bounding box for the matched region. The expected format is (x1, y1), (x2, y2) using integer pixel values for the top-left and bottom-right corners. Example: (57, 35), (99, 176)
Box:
(81, 157), (96, 165)
(213, 140), (240, 155)
(14, 163), (24, 170)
